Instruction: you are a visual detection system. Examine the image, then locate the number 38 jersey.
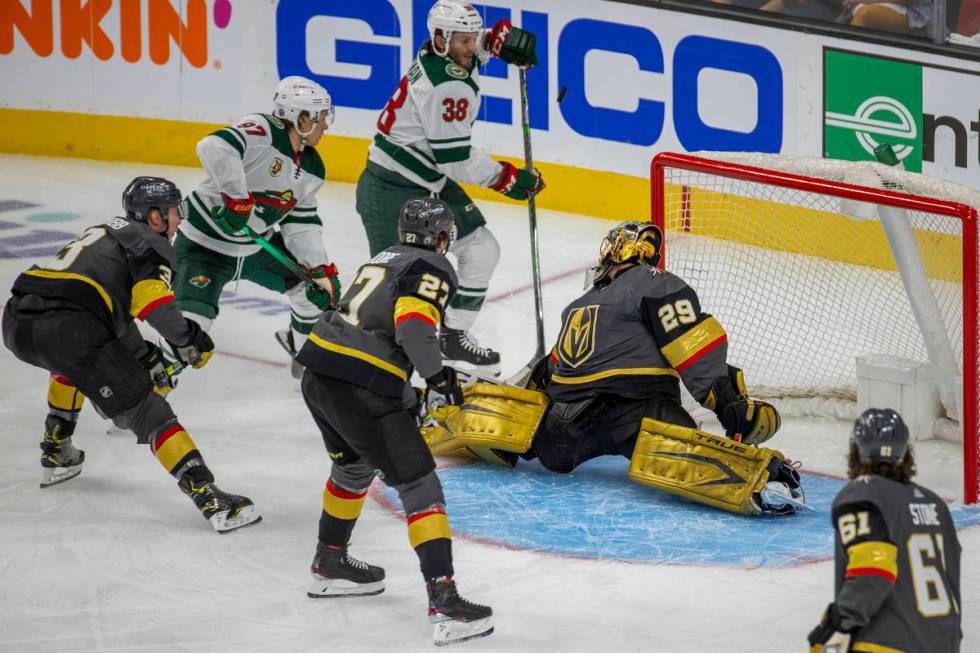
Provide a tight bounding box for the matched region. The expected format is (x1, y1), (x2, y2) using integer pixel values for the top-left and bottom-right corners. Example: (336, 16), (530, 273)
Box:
(296, 246), (458, 399)
(831, 476), (961, 653)
(368, 45), (501, 193)
(548, 264), (729, 404)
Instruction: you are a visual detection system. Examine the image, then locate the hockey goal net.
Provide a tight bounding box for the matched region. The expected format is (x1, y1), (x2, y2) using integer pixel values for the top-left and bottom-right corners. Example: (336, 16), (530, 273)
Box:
(650, 152), (979, 503)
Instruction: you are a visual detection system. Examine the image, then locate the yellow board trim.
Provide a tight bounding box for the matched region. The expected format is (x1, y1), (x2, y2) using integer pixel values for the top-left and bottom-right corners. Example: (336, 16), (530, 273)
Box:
(660, 316), (726, 368)
(852, 642), (904, 653)
(394, 295), (441, 327)
(130, 278), (173, 317)
(0, 108), (647, 222)
(24, 269), (113, 312)
(408, 512), (452, 549)
(323, 488), (367, 521)
(551, 367), (679, 385)
(847, 540), (899, 578)
(154, 430), (196, 473)
(307, 333), (408, 381)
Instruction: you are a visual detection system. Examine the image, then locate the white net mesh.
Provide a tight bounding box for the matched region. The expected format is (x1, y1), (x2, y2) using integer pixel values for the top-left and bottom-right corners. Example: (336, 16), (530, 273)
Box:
(656, 152), (974, 408)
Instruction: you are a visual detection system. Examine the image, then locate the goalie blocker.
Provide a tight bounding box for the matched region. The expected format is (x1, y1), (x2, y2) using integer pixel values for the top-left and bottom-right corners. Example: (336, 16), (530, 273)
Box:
(421, 383), (805, 515)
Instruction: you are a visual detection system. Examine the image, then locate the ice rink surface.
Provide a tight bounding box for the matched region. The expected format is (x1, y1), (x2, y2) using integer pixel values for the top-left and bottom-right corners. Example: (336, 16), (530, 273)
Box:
(1, 154), (976, 652)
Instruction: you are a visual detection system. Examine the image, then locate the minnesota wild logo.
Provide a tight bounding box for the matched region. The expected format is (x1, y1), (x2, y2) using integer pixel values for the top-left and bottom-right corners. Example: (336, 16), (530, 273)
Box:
(557, 305), (599, 368)
(269, 157), (283, 177)
(189, 275), (211, 288)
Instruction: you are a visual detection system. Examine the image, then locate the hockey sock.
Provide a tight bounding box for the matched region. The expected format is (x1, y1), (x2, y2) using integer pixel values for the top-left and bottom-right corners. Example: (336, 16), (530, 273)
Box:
(408, 506), (454, 580)
(46, 374), (85, 424)
(319, 479), (367, 546)
(445, 286), (487, 332)
(150, 423), (207, 479)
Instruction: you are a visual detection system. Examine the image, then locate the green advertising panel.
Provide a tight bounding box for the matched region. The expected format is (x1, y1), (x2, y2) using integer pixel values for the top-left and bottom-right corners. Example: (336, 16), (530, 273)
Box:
(824, 50), (923, 171)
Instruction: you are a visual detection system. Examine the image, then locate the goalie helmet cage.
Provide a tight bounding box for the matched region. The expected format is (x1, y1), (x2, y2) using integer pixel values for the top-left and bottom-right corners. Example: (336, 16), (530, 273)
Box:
(650, 152), (979, 503)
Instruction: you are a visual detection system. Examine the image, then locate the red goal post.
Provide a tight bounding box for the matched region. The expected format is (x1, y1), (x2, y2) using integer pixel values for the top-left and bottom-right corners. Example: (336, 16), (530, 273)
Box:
(650, 151), (979, 503)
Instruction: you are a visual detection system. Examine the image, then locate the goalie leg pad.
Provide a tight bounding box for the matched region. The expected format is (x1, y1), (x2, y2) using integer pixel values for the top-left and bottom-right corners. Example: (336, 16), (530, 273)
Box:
(421, 383), (548, 456)
(627, 418), (785, 515)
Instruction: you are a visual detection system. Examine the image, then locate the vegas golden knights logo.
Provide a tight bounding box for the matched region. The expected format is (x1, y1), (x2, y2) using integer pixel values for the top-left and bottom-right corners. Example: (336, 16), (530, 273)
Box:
(557, 305), (599, 368)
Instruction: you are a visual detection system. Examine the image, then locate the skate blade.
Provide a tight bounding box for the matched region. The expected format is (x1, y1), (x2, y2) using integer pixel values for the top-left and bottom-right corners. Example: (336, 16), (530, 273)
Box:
(444, 360), (502, 379)
(290, 359), (305, 380)
(432, 618), (494, 647)
(211, 505), (262, 533)
(307, 575), (385, 598)
(39, 464), (82, 488)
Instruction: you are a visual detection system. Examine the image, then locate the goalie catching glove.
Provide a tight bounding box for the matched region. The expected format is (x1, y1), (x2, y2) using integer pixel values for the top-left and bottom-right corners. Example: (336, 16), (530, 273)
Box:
(702, 365), (780, 445)
(490, 162), (545, 200)
(482, 19), (537, 66)
(304, 263), (342, 311)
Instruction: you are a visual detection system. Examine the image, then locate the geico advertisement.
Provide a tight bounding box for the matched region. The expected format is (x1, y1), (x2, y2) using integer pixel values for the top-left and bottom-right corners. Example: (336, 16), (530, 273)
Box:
(276, 0), (797, 177)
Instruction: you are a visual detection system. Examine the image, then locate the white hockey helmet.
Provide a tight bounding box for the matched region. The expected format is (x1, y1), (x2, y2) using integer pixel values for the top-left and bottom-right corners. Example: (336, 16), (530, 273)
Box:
(427, 0), (483, 57)
(272, 76), (335, 138)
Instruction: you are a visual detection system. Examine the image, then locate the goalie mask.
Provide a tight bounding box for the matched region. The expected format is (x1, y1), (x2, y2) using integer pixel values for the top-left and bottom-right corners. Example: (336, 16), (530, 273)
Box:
(591, 221), (663, 287)
(122, 176), (183, 229)
(427, 0), (484, 58)
(399, 197), (457, 251)
(273, 76), (335, 139)
(851, 408), (909, 465)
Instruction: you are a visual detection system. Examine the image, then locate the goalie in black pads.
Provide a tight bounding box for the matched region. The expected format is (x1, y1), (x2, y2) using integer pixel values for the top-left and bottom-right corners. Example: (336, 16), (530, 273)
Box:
(1, 177), (260, 533)
(808, 408), (961, 653)
(423, 220), (806, 515)
(295, 197), (492, 647)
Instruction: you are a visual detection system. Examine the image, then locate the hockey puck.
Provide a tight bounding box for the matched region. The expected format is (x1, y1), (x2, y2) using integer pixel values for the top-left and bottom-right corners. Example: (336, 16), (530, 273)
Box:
(557, 85), (568, 103)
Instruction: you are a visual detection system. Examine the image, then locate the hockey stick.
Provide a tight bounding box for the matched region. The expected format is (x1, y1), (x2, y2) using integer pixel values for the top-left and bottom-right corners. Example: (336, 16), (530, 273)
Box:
(518, 66), (546, 371)
(240, 225), (317, 288)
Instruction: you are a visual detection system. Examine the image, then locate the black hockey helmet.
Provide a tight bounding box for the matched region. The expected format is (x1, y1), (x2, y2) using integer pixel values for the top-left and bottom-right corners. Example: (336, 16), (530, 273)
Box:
(851, 408), (910, 465)
(398, 197), (456, 251)
(122, 176), (183, 225)
(593, 220), (663, 287)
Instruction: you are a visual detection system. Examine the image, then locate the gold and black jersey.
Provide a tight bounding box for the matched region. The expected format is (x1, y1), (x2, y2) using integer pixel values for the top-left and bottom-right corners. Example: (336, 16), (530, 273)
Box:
(297, 246), (458, 398)
(548, 264), (728, 403)
(10, 217), (178, 338)
(830, 477), (961, 653)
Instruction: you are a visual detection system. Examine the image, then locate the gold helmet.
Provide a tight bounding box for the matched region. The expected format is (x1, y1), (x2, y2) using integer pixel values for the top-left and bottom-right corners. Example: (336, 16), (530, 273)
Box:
(592, 220), (663, 287)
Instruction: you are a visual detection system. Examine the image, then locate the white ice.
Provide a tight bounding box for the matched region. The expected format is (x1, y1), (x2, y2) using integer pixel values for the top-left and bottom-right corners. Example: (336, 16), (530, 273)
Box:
(0, 154), (976, 652)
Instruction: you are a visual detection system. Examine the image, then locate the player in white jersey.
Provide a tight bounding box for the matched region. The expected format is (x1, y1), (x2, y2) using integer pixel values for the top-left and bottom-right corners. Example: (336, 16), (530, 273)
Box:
(171, 76), (342, 375)
(355, 0), (543, 375)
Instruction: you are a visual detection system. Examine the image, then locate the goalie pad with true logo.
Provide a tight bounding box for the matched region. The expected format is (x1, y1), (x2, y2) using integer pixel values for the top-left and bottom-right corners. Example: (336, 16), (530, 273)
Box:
(628, 417), (788, 515)
(421, 382), (549, 459)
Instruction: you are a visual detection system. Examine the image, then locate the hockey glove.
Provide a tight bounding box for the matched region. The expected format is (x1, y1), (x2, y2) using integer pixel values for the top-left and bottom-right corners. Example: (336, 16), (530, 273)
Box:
(424, 367), (465, 412)
(702, 365), (781, 445)
(490, 161), (545, 200)
(168, 319), (215, 370)
(140, 341), (179, 396)
(210, 192), (254, 236)
(305, 263), (342, 311)
(807, 603), (852, 653)
(482, 19), (537, 67)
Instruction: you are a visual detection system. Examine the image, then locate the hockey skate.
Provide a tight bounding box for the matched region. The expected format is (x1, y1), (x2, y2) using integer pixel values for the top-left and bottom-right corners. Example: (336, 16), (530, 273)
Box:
(274, 328), (305, 380)
(440, 328), (501, 377)
(39, 415), (84, 488)
(178, 473), (262, 533)
(427, 577), (493, 647)
(307, 542), (385, 598)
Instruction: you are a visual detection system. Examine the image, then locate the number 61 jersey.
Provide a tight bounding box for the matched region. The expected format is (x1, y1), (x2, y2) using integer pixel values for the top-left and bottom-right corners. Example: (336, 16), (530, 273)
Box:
(831, 476), (962, 653)
(296, 246), (458, 400)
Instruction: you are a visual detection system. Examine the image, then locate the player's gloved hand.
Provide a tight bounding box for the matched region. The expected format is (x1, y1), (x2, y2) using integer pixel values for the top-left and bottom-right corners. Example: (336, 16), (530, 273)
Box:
(305, 263), (341, 310)
(702, 365), (780, 445)
(168, 319), (214, 370)
(490, 161), (545, 200)
(210, 192), (254, 236)
(140, 341), (179, 396)
(481, 19), (537, 67)
(807, 603), (852, 653)
(424, 366), (465, 412)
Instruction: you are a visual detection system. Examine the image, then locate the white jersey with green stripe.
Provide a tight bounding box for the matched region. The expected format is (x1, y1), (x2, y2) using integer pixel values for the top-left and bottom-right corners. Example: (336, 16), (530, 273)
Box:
(181, 113), (328, 261)
(368, 45), (502, 192)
